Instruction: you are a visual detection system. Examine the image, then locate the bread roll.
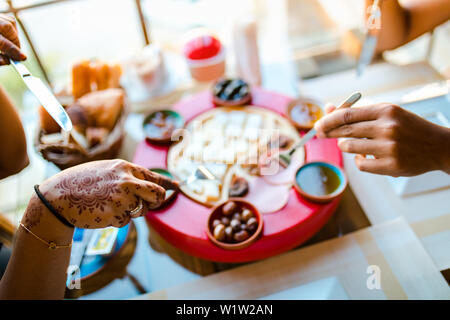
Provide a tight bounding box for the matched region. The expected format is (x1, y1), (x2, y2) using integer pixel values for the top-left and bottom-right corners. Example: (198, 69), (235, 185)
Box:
(92, 61), (110, 91)
(77, 88), (124, 130)
(86, 127), (109, 147)
(38, 105), (60, 134)
(107, 63), (122, 89)
(71, 60), (92, 99)
(66, 103), (91, 129)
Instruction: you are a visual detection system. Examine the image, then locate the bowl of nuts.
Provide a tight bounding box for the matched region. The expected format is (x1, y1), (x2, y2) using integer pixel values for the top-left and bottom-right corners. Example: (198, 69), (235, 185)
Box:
(206, 199), (263, 250)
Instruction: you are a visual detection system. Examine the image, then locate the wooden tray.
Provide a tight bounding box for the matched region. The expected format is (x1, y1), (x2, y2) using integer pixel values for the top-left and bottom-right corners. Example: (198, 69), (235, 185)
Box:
(133, 87), (343, 263)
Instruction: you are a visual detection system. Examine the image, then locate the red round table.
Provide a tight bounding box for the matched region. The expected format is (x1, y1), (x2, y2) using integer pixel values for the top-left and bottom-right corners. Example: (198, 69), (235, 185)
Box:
(133, 87), (343, 263)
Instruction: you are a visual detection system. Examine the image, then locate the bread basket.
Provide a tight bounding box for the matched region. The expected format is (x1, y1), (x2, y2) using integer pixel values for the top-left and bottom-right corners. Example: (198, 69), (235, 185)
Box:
(35, 104), (128, 170)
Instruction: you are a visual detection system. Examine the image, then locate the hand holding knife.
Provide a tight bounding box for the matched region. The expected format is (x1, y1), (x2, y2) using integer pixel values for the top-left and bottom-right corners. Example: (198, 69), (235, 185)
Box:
(11, 61), (73, 132)
(0, 14), (72, 132)
(357, 0), (382, 77)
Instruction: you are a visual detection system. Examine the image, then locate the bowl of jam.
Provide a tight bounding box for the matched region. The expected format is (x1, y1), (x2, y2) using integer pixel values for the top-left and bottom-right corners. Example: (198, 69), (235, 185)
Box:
(294, 162), (347, 203)
(143, 110), (184, 144)
(212, 78), (251, 107)
(206, 199), (263, 250)
(287, 97), (324, 130)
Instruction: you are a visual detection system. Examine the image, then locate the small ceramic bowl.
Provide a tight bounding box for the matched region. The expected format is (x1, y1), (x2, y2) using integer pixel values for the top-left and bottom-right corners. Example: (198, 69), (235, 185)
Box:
(143, 110), (184, 145)
(206, 198), (263, 250)
(294, 162), (347, 203)
(212, 78), (251, 107)
(286, 97), (324, 130)
(148, 168), (178, 207)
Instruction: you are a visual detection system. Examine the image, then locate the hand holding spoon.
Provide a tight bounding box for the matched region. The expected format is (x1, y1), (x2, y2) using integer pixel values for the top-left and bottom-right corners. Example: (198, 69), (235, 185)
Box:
(277, 92), (362, 168)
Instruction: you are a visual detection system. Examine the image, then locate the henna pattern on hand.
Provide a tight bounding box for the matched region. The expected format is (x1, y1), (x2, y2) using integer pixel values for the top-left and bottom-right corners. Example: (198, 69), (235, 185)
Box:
(55, 169), (122, 215)
(23, 199), (43, 229)
(113, 212), (130, 226)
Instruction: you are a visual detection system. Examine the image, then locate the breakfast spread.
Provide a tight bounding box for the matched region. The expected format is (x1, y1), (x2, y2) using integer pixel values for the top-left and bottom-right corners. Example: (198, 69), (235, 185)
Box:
(138, 87), (344, 260)
(167, 106), (304, 211)
(212, 78), (251, 106)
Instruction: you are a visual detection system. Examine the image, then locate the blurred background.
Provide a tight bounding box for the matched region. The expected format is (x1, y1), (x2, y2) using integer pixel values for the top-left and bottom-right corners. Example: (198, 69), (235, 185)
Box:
(1, 0), (449, 112)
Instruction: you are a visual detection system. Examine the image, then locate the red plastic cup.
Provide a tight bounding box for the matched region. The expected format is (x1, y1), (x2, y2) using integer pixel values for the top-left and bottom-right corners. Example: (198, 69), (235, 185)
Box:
(184, 35), (226, 82)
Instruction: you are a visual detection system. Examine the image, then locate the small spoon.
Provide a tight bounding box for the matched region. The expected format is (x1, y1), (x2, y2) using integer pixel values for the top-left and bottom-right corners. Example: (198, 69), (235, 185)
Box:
(277, 92), (362, 168)
(179, 165), (217, 186)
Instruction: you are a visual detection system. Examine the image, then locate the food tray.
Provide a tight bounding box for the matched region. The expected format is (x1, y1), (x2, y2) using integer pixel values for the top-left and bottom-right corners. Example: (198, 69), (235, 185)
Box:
(133, 87), (343, 263)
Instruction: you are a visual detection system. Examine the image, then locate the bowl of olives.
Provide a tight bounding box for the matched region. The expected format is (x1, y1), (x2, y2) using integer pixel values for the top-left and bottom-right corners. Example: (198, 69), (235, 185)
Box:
(206, 199), (263, 250)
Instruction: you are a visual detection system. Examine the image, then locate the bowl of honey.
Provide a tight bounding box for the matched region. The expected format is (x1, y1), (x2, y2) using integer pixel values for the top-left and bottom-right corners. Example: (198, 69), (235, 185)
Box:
(286, 97), (324, 130)
(294, 162), (347, 203)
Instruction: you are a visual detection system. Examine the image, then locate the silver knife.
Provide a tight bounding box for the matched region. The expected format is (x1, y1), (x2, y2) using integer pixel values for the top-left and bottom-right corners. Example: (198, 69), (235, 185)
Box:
(11, 61), (73, 132)
(357, 0), (381, 77)
(356, 33), (378, 77)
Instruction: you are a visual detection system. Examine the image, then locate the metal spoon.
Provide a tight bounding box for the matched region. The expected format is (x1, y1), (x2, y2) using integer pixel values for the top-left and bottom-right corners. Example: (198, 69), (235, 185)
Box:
(179, 165), (217, 186)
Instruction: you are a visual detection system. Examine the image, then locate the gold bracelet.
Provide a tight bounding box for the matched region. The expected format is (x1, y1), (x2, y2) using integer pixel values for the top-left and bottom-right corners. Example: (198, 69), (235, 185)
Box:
(20, 223), (72, 250)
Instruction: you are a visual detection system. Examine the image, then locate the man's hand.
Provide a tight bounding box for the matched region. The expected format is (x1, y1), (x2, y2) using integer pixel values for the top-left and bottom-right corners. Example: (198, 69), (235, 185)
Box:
(0, 14), (26, 65)
(314, 103), (450, 177)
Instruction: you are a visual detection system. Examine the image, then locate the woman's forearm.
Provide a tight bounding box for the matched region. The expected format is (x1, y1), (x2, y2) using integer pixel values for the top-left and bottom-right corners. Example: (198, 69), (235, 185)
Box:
(0, 85), (29, 179)
(0, 194), (74, 299)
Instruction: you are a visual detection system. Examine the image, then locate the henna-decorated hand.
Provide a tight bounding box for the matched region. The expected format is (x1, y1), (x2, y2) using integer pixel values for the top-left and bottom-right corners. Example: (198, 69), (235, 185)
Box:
(25, 159), (178, 229)
(0, 14), (27, 65)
